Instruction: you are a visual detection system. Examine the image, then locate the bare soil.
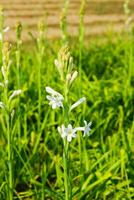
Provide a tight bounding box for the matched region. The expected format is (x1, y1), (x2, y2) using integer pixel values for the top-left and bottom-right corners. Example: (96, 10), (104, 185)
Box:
(1, 0), (134, 41)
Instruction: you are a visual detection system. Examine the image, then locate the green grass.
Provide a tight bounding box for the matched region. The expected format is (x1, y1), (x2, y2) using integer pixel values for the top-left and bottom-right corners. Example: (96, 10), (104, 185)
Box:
(0, 12), (134, 200)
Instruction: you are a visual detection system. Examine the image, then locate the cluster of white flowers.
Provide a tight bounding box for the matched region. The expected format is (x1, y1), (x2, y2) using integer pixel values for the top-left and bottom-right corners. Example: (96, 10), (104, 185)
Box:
(46, 87), (64, 109)
(46, 86), (92, 142)
(45, 45), (92, 143)
(58, 121), (92, 142)
(0, 42), (22, 111)
(45, 86), (86, 111)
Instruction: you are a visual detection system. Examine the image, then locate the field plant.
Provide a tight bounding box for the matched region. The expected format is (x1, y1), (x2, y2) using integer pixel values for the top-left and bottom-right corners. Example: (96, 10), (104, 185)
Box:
(60, 0), (69, 44)
(79, 0), (87, 85)
(124, 0), (132, 32)
(48, 45), (91, 200)
(0, 2), (134, 200)
(0, 42), (22, 200)
(15, 21), (22, 146)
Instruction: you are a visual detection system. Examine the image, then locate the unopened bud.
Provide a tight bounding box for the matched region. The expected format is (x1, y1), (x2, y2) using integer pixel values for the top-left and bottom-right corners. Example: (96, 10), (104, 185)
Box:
(16, 21), (22, 40)
(69, 71), (78, 85)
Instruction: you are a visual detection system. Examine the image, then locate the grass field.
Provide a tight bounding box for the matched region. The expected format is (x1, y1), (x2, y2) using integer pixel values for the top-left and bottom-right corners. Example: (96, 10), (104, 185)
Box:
(0, 0), (134, 200)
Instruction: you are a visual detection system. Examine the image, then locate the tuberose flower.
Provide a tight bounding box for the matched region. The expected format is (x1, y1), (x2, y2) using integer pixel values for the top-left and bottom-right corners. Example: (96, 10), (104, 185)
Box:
(74, 120), (92, 137)
(70, 97), (86, 111)
(58, 121), (92, 142)
(57, 124), (67, 139)
(66, 71), (78, 86)
(9, 89), (22, 101)
(83, 120), (92, 137)
(58, 124), (77, 142)
(0, 101), (5, 109)
(46, 86), (64, 109)
(0, 26), (10, 40)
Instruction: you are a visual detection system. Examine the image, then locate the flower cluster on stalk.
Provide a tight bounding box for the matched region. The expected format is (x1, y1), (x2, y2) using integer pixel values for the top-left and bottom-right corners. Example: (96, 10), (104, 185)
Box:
(0, 42), (22, 114)
(46, 45), (92, 142)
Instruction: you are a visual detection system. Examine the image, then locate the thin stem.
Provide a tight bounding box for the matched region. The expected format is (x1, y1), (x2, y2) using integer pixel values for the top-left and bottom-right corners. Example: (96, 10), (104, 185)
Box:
(16, 40), (21, 146)
(60, 0), (69, 45)
(79, 0), (87, 95)
(38, 56), (41, 132)
(7, 113), (13, 200)
(5, 85), (13, 200)
(63, 140), (69, 200)
(41, 163), (45, 200)
(63, 81), (71, 200)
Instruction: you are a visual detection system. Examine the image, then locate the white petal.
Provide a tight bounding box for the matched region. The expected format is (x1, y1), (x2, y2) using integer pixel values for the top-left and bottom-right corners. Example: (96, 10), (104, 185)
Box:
(70, 71), (78, 85)
(70, 97), (86, 111)
(0, 33), (2, 41)
(84, 120), (87, 126)
(1, 66), (6, 78)
(46, 86), (64, 100)
(52, 103), (57, 109)
(9, 89), (22, 101)
(68, 124), (73, 130)
(58, 125), (67, 138)
(46, 95), (53, 101)
(46, 86), (57, 95)
(67, 135), (72, 142)
(58, 126), (61, 134)
(74, 127), (85, 132)
(0, 82), (4, 87)
(0, 102), (5, 109)
(3, 26), (10, 33)
(72, 133), (77, 138)
(54, 59), (59, 68)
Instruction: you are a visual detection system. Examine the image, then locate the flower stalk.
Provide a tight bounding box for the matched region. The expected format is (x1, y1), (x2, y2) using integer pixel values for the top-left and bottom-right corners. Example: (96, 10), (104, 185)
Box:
(16, 21), (22, 145)
(46, 45), (91, 200)
(2, 42), (13, 200)
(37, 19), (45, 132)
(1, 42), (22, 200)
(79, 0), (87, 95)
(60, 0), (69, 44)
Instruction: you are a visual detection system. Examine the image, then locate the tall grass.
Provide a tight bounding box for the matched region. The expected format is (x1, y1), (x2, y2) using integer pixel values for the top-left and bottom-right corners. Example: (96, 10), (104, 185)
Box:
(0, 2), (134, 200)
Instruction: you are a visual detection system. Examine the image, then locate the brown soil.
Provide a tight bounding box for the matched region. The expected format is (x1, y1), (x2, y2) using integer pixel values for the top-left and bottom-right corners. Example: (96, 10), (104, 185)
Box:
(1, 0), (134, 41)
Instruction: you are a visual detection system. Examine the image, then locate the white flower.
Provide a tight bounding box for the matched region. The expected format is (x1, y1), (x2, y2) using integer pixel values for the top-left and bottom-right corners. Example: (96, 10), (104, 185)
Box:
(70, 97), (86, 111)
(58, 124), (77, 142)
(75, 121), (92, 137)
(66, 71), (78, 86)
(54, 59), (63, 78)
(3, 26), (10, 33)
(0, 102), (5, 109)
(0, 26), (10, 40)
(58, 124), (67, 139)
(9, 89), (22, 101)
(0, 82), (4, 88)
(1, 66), (8, 84)
(83, 120), (92, 137)
(46, 86), (64, 109)
(58, 121), (92, 142)
(69, 71), (78, 85)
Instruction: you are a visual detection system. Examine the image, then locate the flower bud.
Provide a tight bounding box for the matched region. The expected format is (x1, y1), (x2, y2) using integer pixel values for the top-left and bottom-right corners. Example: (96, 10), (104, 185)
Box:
(16, 21), (22, 40)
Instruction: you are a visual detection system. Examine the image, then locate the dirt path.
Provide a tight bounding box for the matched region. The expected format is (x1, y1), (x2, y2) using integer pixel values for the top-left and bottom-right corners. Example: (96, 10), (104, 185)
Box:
(1, 0), (134, 41)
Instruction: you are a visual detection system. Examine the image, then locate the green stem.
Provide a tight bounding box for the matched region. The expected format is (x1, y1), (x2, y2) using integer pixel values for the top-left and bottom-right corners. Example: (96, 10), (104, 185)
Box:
(41, 163), (45, 200)
(63, 140), (69, 200)
(63, 81), (71, 200)
(38, 56), (41, 132)
(60, 0), (69, 45)
(7, 113), (13, 200)
(16, 41), (21, 146)
(79, 0), (87, 96)
(5, 86), (13, 200)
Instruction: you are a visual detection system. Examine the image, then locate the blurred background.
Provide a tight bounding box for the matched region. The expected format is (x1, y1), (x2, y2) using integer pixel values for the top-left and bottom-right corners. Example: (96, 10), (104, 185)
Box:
(1, 0), (134, 41)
